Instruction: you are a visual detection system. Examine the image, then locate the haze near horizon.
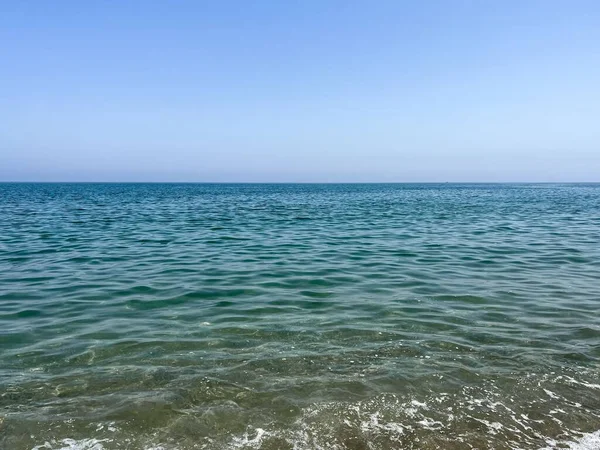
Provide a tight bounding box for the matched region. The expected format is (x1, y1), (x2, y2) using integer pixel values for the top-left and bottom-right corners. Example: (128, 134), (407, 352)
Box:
(1, 1), (599, 182)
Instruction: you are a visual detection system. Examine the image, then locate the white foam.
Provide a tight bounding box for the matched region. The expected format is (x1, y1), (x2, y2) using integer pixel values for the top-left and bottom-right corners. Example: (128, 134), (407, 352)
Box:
(32, 441), (170, 450)
(417, 418), (443, 429)
(358, 411), (406, 437)
(32, 439), (108, 450)
(229, 427), (269, 449)
(541, 430), (600, 450)
(471, 418), (504, 435)
(557, 376), (600, 390)
(410, 399), (428, 408)
(543, 389), (560, 399)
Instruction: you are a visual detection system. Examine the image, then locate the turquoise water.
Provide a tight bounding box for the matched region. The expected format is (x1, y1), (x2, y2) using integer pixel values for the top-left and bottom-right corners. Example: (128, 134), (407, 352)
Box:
(1, 183), (599, 450)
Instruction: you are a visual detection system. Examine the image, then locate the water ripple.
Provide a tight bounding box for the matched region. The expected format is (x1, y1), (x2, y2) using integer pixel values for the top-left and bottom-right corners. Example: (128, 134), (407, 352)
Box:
(1, 183), (599, 449)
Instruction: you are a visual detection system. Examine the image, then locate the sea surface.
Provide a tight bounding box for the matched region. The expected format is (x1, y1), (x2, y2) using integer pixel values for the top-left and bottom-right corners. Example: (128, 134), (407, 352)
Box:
(1, 183), (599, 450)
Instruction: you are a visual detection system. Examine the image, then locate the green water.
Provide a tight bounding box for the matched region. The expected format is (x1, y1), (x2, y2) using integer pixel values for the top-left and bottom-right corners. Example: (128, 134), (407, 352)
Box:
(0, 183), (599, 450)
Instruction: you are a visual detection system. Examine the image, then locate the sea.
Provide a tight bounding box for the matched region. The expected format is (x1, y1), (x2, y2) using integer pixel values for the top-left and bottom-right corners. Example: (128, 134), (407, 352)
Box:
(0, 183), (599, 450)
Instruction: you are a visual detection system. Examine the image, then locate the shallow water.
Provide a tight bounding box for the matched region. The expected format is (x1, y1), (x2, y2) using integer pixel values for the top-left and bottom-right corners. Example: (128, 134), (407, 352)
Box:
(0, 183), (599, 450)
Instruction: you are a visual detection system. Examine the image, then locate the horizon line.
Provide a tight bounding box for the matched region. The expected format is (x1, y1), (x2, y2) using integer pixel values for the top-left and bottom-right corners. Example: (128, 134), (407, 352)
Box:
(1, 180), (599, 184)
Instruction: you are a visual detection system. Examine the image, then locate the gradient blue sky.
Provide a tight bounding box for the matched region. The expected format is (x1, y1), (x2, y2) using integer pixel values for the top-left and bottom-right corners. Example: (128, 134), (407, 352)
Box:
(1, 1), (599, 182)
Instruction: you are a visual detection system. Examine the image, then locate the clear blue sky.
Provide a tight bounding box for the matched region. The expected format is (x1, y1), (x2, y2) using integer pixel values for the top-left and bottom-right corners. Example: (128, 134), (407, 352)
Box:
(1, 1), (599, 182)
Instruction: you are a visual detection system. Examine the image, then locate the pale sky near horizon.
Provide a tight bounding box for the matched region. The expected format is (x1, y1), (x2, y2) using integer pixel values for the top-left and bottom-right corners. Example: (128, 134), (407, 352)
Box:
(1, 1), (599, 182)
